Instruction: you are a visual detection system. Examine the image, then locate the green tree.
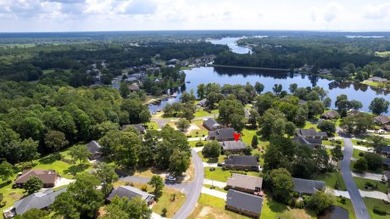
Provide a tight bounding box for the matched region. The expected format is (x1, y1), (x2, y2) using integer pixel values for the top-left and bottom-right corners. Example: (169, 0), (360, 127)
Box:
(197, 83), (205, 99)
(368, 135), (387, 148)
(202, 141), (221, 158)
(218, 98), (245, 127)
(24, 176), (43, 195)
(331, 145), (343, 162)
(119, 82), (130, 98)
(102, 196), (151, 219)
(176, 118), (190, 132)
(323, 97), (332, 108)
(44, 130), (69, 153)
(251, 135), (259, 149)
(269, 168), (294, 204)
(369, 97), (389, 115)
(52, 173), (104, 219)
(254, 82), (264, 94)
(364, 153), (383, 171)
(354, 158), (368, 172)
(306, 191), (335, 215)
(69, 145), (90, 164)
(317, 120), (336, 136)
(14, 209), (48, 219)
(169, 150), (190, 176)
(285, 122), (296, 137)
(180, 92), (195, 103)
(95, 162), (119, 196)
(0, 161), (13, 182)
(148, 175), (164, 199)
(340, 113), (373, 134)
(289, 83), (298, 93)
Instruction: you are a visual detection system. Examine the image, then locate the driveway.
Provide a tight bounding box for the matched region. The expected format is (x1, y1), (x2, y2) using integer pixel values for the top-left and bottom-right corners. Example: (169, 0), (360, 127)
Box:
(360, 190), (390, 201)
(203, 179), (227, 188)
(201, 187), (227, 200)
(352, 172), (384, 182)
(340, 133), (370, 219)
(173, 149), (204, 219)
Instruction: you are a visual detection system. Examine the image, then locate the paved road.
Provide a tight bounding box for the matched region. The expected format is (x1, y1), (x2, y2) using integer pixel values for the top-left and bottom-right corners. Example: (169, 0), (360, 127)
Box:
(173, 149), (204, 219)
(340, 134), (370, 219)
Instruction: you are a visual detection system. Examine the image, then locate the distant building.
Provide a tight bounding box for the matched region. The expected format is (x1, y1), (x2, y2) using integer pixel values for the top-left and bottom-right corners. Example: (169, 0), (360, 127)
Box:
(197, 99), (207, 107)
(14, 169), (58, 188)
(293, 128), (327, 148)
(203, 118), (221, 131)
(86, 140), (102, 161)
(374, 115), (390, 125)
(383, 171), (390, 183)
(227, 174), (263, 194)
(383, 158), (390, 170)
(293, 178), (326, 195)
(107, 186), (155, 205)
(220, 141), (247, 153)
(369, 77), (388, 83)
(321, 110), (340, 120)
(223, 155), (259, 171)
(376, 146), (390, 158)
(128, 83), (140, 92)
(208, 128), (235, 141)
(3, 188), (66, 218)
(225, 189), (263, 218)
(122, 124), (146, 134)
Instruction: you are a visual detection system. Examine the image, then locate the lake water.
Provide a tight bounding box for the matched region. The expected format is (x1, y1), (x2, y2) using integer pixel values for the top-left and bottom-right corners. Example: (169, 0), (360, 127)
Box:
(206, 37), (252, 54)
(148, 37), (389, 115)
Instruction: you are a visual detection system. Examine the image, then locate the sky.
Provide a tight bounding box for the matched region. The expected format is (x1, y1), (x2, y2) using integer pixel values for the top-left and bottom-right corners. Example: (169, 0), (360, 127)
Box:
(0, 0), (390, 32)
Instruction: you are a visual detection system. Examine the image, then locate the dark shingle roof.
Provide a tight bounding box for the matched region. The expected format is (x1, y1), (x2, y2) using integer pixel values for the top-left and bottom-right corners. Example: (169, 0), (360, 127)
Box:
(226, 189), (263, 215)
(293, 178), (326, 194)
(227, 174), (263, 191)
(378, 146), (390, 154)
(87, 140), (101, 155)
(14, 188), (66, 215)
(203, 118), (220, 130)
(108, 186), (154, 203)
(220, 141), (247, 151)
(15, 169), (57, 185)
(383, 158), (390, 166)
(225, 156), (258, 167)
(322, 110), (339, 119)
(384, 171), (390, 180)
(375, 115), (390, 125)
(296, 128), (327, 138)
(212, 128), (235, 141)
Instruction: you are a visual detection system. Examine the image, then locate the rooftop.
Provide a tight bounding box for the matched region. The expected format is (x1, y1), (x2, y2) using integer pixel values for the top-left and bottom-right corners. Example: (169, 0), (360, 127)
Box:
(86, 140), (101, 155)
(108, 186), (155, 203)
(227, 173), (263, 191)
(225, 155), (258, 167)
(15, 169), (57, 185)
(293, 178), (326, 194)
(226, 189), (263, 215)
(220, 141), (247, 151)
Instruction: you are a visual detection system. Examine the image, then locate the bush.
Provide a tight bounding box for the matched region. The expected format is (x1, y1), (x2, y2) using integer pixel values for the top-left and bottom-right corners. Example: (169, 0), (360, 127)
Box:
(373, 206), (387, 215)
(195, 141), (204, 147)
(359, 152), (364, 157)
(295, 200), (305, 209)
(141, 185), (148, 192)
(335, 140), (342, 144)
(161, 207), (168, 217)
(340, 197), (346, 204)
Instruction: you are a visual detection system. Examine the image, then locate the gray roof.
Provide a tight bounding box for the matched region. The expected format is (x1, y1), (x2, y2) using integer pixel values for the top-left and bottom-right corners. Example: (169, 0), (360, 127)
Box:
(296, 128), (327, 138)
(209, 128), (235, 141)
(226, 189), (263, 214)
(293, 178), (326, 194)
(225, 156), (258, 167)
(384, 171), (390, 180)
(198, 99), (207, 105)
(322, 110), (339, 119)
(378, 146), (390, 154)
(375, 115), (390, 125)
(108, 186), (154, 203)
(203, 118), (220, 130)
(14, 188), (66, 215)
(87, 140), (101, 155)
(227, 174), (263, 191)
(383, 158), (390, 166)
(293, 135), (322, 148)
(220, 141), (247, 151)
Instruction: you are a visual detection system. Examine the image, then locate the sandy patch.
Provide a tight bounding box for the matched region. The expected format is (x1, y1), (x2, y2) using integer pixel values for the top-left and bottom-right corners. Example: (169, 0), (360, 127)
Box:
(186, 124), (200, 134)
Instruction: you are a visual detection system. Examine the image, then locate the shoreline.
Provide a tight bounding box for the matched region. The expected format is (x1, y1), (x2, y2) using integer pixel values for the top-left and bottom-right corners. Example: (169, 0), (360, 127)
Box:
(208, 64), (290, 72)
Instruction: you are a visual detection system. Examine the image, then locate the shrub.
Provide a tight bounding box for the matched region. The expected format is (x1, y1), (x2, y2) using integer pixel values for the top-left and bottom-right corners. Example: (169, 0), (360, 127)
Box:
(340, 197), (347, 204)
(195, 141), (204, 147)
(358, 152), (364, 157)
(141, 185), (148, 192)
(373, 206), (387, 215)
(295, 200), (305, 209)
(335, 140), (342, 144)
(161, 207), (168, 217)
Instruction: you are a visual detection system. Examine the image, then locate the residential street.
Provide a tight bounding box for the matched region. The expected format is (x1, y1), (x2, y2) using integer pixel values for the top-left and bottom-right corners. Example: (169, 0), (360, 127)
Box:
(340, 135), (370, 219)
(173, 149), (204, 219)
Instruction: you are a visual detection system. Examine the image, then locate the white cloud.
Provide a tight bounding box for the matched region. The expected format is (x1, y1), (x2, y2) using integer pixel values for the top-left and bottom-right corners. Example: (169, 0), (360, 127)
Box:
(364, 3), (390, 20)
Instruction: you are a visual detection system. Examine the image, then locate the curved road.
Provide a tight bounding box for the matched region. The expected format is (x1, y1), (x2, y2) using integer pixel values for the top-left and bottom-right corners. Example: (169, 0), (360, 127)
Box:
(340, 133), (370, 219)
(173, 149), (204, 219)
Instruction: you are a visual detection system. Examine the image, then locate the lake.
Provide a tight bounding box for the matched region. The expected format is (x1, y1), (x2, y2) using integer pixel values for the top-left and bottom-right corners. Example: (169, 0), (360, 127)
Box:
(148, 37), (389, 115)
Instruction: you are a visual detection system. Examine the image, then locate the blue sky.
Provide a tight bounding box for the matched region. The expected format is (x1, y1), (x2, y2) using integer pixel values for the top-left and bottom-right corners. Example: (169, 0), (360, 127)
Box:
(0, 0), (390, 32)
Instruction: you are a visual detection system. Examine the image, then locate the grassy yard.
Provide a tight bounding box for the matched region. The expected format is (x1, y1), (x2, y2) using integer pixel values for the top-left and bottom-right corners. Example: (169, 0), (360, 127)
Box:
(354, 177), (389, 193)
(351, 139), (369, 147)
(314, 172), (347, 191)
(194, 108), (218, 118)
(375, 51), (390, 57)
(152, 187), (186, 217)
(146, 121), (159, 130)
(303, 122), (319, 131)
(334, 197), (356, 219)
(204, 167), (260, 182)
(364, 197), (390, 219)
(203, 185), (227, 193)
(352, 149), (365, 159)
(187, 119), (209, 137)
(197, 151), (226, 163)
(261, 195), (315, 219)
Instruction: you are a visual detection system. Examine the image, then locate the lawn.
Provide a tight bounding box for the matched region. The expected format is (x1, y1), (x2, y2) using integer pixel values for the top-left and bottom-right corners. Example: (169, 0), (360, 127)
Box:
(261, 195), (315, 219)
(303, 122), (319, 131)
(241, 128), (257, 145)
(204, 167), (259, 182)
(146, 121), (159, 130)
(334, 197), (356, 219)
(363, 197), (390, 219)
(375, 51), (390, 57)
(203, 185), (227, 193)
(194, 108), (218, 118)
(187, 119), (209, 137)
(354, 177), (388, 193)
(152, 187), (186, 217)
(351, 139), (369, 147)
(314, 172), (347, 191)
(197, 151), (226, 163)
(352, 149), (365, 159)
(188, 194), (250, 219)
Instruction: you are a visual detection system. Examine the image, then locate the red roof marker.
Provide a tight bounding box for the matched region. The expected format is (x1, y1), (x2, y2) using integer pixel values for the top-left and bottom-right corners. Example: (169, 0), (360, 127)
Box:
(233, 132), (240, 142)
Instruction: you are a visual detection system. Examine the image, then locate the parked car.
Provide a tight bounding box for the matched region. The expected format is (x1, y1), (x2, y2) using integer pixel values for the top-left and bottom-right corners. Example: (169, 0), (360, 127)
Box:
(166, 175), (176, 183)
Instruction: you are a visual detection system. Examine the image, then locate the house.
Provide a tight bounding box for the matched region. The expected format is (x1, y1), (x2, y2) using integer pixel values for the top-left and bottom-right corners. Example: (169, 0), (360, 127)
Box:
(14, 169), (58, 188)
(208, 128), (235, 141)
(227, 174), (263, 194)
(376, 146), (390, 158)
(107, 186), (155, 205)
(321, 110), (340, 120)
(293, 178), (326, 195)
(223, 156), (259, 171)
(383, 171), (390, 183)
(384, 124), (390, 131)
(374, 115), (390, 125)
(203, 118), (221, 131)
(123, 124), (146, 134)
(225, 189), (263, 218)
(87, 140), (102, 160)
(294, 128), (327, 148)
(220, 141), (247, 152)
(369, 77), (388, 83)
(197, 99), (207, 107)
(3, 188), (66, 218)
(383, 158), (390, 169)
